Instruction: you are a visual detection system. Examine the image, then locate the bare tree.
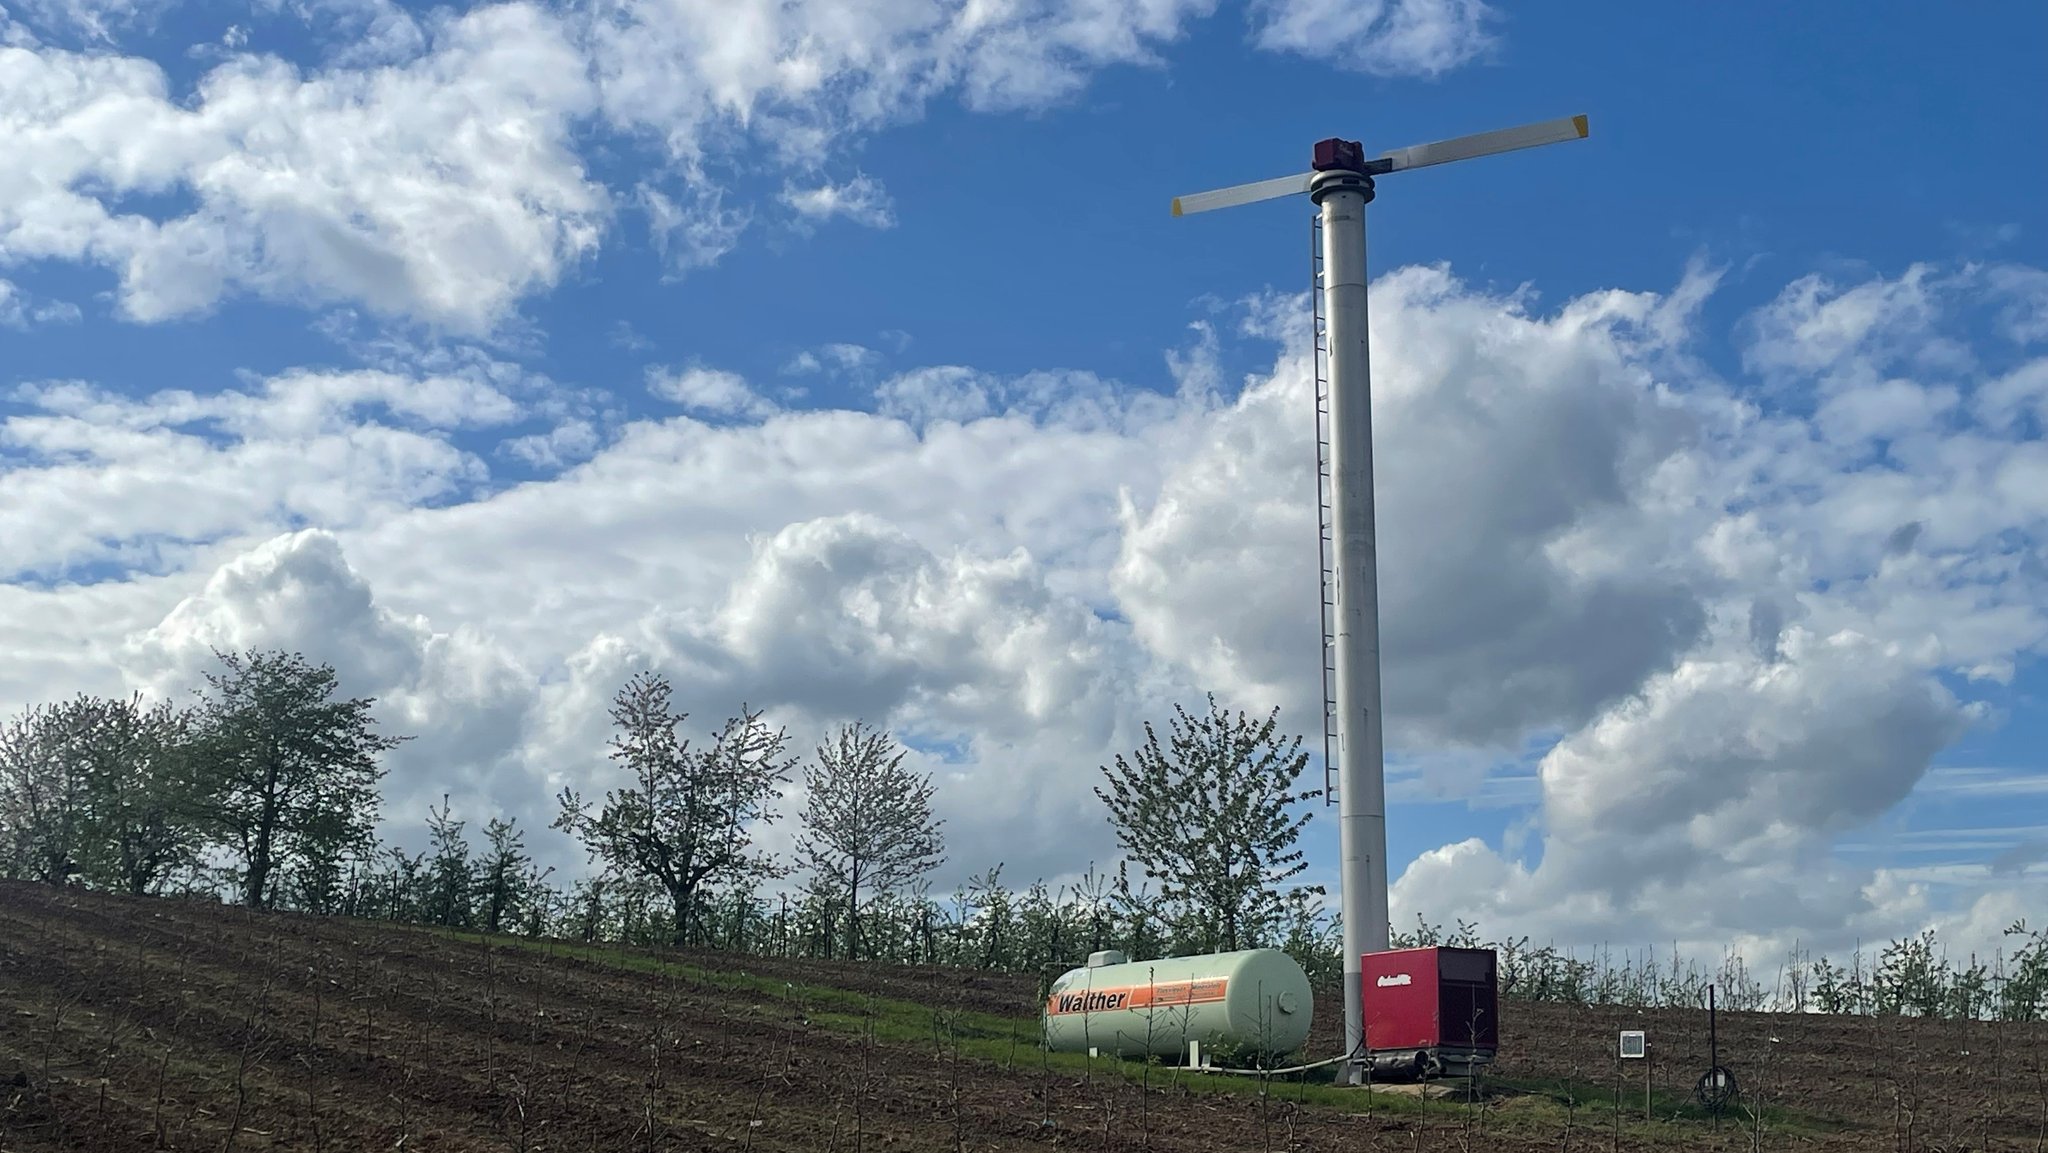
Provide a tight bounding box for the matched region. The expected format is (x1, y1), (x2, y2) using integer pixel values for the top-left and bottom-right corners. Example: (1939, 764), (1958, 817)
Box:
(555, 671), (794, 947)
(187, 648), (407, 908)
(796, 720), (945, 960)
(1095, 693), (1318, 952)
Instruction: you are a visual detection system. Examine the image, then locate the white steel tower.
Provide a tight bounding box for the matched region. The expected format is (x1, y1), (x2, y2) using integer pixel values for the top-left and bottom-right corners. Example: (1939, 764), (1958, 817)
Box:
(1169, 113), (1590, 1082)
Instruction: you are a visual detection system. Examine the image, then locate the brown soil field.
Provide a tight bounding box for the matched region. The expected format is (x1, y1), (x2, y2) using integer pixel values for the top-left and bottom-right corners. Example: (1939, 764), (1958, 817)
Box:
(2, 881), (2044, 1152)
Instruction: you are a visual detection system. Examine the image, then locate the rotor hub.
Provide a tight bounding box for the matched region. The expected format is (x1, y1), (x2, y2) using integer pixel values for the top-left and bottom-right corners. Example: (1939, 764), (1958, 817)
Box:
(1309, 168), (1376, 207)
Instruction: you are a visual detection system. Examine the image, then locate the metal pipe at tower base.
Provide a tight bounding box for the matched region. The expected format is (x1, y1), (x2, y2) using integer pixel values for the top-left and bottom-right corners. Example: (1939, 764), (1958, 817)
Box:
(1310, 167), (1392, 1084)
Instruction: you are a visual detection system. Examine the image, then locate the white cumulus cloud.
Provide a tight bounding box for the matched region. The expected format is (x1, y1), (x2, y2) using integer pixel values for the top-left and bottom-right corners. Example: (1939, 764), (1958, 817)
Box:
(0, 2), (605, 332)
(0, 0), (1514, 332)
(781, 174), (896, 230)
(1251, 0), (1497, 77)
(646, 365), (778, 419)
(3, 255), (2043, 961)
(0, 278), (82, 327)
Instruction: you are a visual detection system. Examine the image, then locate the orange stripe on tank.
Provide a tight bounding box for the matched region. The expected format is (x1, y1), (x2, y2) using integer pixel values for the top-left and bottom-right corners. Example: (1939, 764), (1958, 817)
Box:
(1045, 978), (1230, 1015)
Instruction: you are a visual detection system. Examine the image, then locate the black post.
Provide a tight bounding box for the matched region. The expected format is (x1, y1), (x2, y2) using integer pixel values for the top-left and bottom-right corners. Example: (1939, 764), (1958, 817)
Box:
(1708, 984), (1719, 1130)
(1708, 985), (1717, 1062)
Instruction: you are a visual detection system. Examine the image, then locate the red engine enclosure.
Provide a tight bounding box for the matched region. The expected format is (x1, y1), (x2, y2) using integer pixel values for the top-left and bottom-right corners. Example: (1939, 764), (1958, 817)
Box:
(1361, 946), (1499, 1076)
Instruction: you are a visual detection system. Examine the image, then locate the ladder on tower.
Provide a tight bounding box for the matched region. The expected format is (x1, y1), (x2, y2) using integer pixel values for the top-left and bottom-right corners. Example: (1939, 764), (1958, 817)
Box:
(1311, 214), (1339, 808)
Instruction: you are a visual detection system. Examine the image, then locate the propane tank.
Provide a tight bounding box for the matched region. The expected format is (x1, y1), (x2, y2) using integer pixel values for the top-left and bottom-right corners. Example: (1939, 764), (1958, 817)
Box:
(1041, 948), (1313, 1060)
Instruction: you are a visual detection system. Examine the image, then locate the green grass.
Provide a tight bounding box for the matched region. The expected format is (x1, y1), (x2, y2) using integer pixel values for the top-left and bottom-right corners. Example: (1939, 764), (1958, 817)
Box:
(428, 926), (1846, 1134)
(435, 928), (1453, 1115)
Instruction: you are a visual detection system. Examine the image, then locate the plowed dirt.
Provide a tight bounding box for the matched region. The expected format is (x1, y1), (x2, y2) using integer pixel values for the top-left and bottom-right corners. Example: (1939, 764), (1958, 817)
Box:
(2, 882), (2043, 1151)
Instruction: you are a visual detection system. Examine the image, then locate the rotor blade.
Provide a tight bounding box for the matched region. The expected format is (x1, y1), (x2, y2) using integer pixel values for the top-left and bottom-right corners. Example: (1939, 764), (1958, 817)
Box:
(1379, 114), (1589, 174)
(1170, 171), (1314, 217)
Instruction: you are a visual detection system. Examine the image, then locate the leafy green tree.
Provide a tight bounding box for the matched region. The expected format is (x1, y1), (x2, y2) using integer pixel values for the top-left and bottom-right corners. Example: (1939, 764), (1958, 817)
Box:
(966, 864), (1013, 969)
(0, 702), (87, 884)
(187, 649), (407, 908)
(59, 693), (206, 895)
(1278, 887), (1344, 988)
(794, 720), (945, 960)
(1998, 920), (2047, 1022)
(569, 876), (610, 942)
(424, 794), (475, 927)
(1809, 956), (1859, 1015)
(1094, 693), (1319, 952)
(1874, 930), (1948, 1016)
(1111, 860), (1167, 962)
(477, 816), (549, 935)
(0, 691), (210, 895)
(1943, 954), (1994, 1020)
(554, 671), (794, 947)
(1017, 880), (1066, 973)
(1072, 863), (1116, 956)
(283, 829), (361, 915)
(372, 844), (430, 922)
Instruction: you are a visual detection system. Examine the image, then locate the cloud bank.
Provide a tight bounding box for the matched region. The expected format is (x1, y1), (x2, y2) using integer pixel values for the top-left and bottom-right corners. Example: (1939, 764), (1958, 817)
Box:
(5, 256), (2045, 963)
(1, 0), (1504, 330)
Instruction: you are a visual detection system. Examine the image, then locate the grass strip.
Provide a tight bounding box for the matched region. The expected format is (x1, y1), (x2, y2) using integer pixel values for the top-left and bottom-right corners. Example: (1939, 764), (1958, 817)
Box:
(431, 926), (1845, 1135)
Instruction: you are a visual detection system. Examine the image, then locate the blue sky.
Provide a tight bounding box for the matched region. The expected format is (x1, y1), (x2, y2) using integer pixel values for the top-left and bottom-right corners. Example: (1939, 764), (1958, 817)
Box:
(2, 0), (2044, 961)
(18, 3), (2043, 399)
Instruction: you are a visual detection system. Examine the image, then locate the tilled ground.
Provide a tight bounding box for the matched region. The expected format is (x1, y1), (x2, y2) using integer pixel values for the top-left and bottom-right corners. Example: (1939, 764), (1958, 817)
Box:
(1302, 981), (2048, 1149)
(2, 882), (2043, 1151)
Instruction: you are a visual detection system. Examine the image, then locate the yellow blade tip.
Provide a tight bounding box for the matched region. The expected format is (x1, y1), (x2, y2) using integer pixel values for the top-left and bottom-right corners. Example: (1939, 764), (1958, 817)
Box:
(1574, 114), (1589, 138)
(1171, 197), (1183, 217)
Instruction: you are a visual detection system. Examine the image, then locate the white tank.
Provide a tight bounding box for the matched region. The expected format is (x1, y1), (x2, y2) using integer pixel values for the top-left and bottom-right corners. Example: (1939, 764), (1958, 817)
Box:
(1042, 948), (1313, 1059)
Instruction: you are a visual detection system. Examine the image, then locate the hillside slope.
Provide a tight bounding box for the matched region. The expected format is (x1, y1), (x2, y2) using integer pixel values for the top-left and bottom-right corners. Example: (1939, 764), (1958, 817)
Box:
(2, 882), (2043, 1151)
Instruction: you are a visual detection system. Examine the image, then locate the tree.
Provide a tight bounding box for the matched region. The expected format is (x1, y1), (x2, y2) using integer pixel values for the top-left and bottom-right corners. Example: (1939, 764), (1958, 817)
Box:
(187, 649), (407, 908)
(423, 794), (475, 927)
(795, 720), (945, 960)
(0, 702), (87, 885)
(372, 844), (430, 923)
(0, 693), (208, 894)
(554, 671), (794, 947)
(1094, 694), (1319, 952)
(58, 693), (206, 895)
(477, 816), (549, 935)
